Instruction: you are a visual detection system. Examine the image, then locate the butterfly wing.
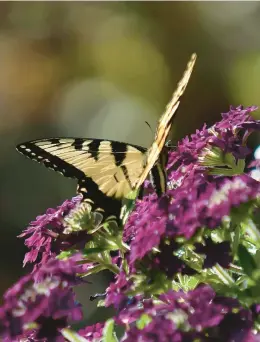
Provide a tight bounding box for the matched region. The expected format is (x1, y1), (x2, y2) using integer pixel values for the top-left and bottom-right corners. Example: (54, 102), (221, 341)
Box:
(16, 54), (196, 217)
(17, 138), (147, 200)
(134, 53), (197, 190)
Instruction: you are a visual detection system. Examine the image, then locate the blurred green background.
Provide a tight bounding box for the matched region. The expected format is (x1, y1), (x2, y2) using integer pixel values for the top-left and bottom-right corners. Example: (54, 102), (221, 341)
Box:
(1, 1), (260, 325)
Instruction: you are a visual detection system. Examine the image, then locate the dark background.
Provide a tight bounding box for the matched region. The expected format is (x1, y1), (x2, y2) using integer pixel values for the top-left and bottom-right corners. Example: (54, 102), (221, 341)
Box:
(1, 2), (260, 324)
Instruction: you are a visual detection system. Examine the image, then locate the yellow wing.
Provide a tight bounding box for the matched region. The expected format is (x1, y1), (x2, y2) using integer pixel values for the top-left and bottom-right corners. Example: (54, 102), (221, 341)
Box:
(17, 54), (196, 205)
(17, 138), (146, 199)
(134, 53), (197, 190)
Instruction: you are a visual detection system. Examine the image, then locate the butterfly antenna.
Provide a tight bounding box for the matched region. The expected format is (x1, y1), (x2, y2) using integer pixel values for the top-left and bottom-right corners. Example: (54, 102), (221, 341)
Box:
(89, 292), (106, 301)
(145, 121), (154, 136)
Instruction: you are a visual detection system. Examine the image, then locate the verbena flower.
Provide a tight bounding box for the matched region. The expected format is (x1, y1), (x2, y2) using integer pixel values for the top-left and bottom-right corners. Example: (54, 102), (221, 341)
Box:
(19, 195), (82, 270)
(125, 171), (260, 266)
(122, 317), (183, 342)
(168, 106), (259, 183)
(215, 105), (258, 130)
(167, 173), (260, 238)
(125, 195), (169, 264)
(120, 285), (255, 342)
(2, 105), (260, 341)
(0, 258), (83, 341)
(105, 272), (133, 311)
(78, 322), (104, 341)
(2, 329), (65, 342)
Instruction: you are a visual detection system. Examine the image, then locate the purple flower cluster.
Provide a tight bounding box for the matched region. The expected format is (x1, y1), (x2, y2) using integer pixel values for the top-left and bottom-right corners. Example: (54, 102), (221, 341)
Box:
(0, 258), (83, 341)
(124, 106), (260, 267)
(122, 317), (184, 342)
(126, 195), (169, 264)
(19, 195), (82, 270)
(119, 285), (256, 341)
(2, 105), (260, 341)
(168, 173), (260, 237)
(168, 106), (259, 179)
(105, 272), (133, 311)
(123, 171), (260, 269)
(78, 322), (104, 340)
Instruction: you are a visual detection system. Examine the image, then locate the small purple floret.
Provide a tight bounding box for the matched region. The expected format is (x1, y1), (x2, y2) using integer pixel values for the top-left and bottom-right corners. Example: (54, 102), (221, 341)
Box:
(0, 258), (83, 341)
(19, 195), (82, 270)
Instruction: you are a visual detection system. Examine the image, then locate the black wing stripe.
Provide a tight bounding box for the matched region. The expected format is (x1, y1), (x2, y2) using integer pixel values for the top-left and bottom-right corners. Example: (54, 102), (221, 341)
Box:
(17, 142), (122, 219)
(17, 138), (148, 214)
(111, 141), (127, 166)
(50, 138), (61, 144)
(17, 143), (85, 179)
(150, 163), (167, 196)
(121, 165), (131, 188)
(72, 138), (85, 150)
(87, 140), (101, 161)
(77, 178), (122, 219)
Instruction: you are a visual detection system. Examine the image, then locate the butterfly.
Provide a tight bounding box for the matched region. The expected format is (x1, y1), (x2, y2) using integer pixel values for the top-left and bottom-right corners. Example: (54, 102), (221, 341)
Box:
(16, 53), (196, 220)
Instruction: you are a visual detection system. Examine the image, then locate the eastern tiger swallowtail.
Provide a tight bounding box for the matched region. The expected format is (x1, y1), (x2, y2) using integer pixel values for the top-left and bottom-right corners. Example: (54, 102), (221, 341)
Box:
(16, 53), (196, 219)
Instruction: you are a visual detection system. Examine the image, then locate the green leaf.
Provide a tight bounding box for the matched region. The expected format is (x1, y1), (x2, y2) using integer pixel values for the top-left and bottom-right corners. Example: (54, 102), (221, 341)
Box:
(61, 328), (88, 342)
(242, 219), (260, 248)
(231, 225), (240, 256)
(57, 250), (78, 259)
(103, 319), (118, 342)
(231, 203), (254, 225)
(235, 158), (245, 173)
(136, 314), (152, 329)
(255, 250), (260, 268)
(211, 264), (235, 286)
(80, 264), (107, 277)
(83, 247), (106, 255)
(238, 244), (256, 277)
(120, 196), (137, 224)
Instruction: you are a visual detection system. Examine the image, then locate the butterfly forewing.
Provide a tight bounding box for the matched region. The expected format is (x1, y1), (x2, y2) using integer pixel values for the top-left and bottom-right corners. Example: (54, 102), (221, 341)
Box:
(17, 54), (196, 220)
(134, 53), (197, 190)
(17, 138), (146, 199)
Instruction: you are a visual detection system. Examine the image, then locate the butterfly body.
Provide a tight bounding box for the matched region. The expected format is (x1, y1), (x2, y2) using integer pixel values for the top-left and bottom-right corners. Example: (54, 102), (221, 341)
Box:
(17, 54), (196, 219)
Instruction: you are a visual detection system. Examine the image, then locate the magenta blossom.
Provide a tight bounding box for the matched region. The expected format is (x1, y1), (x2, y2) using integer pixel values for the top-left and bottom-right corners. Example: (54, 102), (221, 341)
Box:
(0, 258), (83, 341)
(78, 322), (104, 341)
(19, 195), (82, 270)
